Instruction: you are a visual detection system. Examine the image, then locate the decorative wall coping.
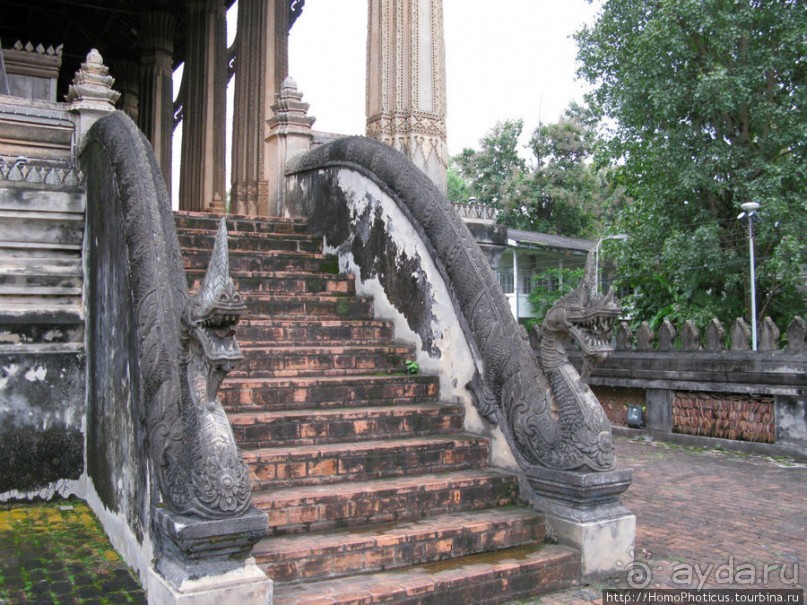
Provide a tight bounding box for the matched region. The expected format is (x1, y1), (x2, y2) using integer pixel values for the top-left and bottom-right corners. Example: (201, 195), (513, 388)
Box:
(615, 316), (806, 353)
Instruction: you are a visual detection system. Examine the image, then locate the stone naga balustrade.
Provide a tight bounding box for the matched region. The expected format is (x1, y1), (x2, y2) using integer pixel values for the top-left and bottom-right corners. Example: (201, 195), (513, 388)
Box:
(614, 316), (806, 353)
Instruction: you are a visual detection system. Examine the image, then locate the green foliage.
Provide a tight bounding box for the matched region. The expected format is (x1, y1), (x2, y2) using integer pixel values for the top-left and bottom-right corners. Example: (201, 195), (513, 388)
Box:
(455, 119), (527, 210)
(527, 266), (585, 324)
(454, 106), (624, 238)
(446, 160), (470, 204)
(405, 359), (420, 374)
(576, 0), (807, 328)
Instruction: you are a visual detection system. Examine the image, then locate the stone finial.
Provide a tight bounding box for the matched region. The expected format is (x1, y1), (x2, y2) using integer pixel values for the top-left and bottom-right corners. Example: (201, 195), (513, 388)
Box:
(786, 316), (806, 352)
(658, 319), (677, 351)
(66, 49), (121, 109)
(637, 321), (654, 351)
(681, 320), (701, 351)
(269, 76), (317, 134)
(615, 321), (633, 351)
(704, 318), (725, 351)
(208, 192), (226, 215)
(758, 317), (781, 352)
(730, 318), (751, 351)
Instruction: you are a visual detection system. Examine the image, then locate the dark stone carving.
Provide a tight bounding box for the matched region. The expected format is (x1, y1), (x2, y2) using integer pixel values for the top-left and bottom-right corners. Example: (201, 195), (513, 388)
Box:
(681, 320), (700, 351)
(731, 318), (751, 351)
(759, 316), (780, 352)
(637, 321), (654, 351)
(615, 322), (632, 351)
(658, 320), (676, 351)
(82, 112), (255, 525)
(288, 136), (617, 472)
(178, 218), (252, 518)
(704, 318), (725, 351)
(787, 316), (806, 352)
(289, 0), (305, 29)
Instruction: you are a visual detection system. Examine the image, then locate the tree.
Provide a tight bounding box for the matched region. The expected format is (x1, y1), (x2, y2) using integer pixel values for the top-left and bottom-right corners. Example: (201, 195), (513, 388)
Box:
(454, 119), (526, 210)
(454, 106), (621, 238)
(527, 266), (585, 326)
(576, 0), (807, 329)
(446, 159), (470, 204)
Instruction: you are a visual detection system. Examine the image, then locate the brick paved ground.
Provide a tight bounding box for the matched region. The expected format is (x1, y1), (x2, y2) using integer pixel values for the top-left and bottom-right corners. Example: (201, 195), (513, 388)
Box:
(526, 436), (807, 605)
(0, 437), (804, 604)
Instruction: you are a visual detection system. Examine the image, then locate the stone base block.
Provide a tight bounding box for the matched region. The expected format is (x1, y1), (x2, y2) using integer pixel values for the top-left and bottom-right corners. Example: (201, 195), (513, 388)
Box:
(147, 558), (272, 605)
(545, 509), (635, 580)
(525, 465), (635, 579)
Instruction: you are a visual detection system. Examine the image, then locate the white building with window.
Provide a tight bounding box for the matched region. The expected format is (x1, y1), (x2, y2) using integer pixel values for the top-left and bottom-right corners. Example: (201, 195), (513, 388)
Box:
(455, 203), (594, 322)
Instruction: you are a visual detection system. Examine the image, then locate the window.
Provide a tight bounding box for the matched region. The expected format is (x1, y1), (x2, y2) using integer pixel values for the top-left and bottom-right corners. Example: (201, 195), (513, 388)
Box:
(498, 271), (514, 294)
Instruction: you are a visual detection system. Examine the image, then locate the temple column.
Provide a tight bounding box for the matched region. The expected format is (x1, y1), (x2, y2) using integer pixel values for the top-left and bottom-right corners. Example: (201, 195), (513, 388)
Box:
(138, 11), (175, 195)
(111, 59), (140, 123)
(179, 0), (227, 212)
(230, 0), (290, 216)
(366, 0), (448, 194)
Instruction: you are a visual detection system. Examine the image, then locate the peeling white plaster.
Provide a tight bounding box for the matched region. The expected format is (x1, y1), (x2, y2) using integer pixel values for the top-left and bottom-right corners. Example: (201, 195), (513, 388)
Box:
(0, 331), (22, 344)
(0, 475), (84, 503)
(332, 168), (518, 471)
(3, 364), (19, 377)
(24, 366), (47, 382)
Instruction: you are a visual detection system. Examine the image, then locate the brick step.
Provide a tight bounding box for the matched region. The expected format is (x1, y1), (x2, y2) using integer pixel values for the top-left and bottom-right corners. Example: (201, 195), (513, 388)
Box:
(272, 543), (579, 605)
(182, 247), (339, 274)
(239, 294), (374, 320)
(232, 318), (393, 346)
(178, 229), (322, 253)
(174, 211), (309, 235)
(220, 374), (439, 411)
(229, 403), (464, 449)
(236, 343), (413, 376)
(255, 507), (546, 583)
(252, 469), (521, 537)
(244, 435), (490, 490)
(186, 270), (355, 296)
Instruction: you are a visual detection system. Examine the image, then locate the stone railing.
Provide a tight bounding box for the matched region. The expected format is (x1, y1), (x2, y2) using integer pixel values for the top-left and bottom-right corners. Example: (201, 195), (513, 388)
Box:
(452, 201), (500, 222)
(560, 315), (807, 453)
(613, 316), (806, 353)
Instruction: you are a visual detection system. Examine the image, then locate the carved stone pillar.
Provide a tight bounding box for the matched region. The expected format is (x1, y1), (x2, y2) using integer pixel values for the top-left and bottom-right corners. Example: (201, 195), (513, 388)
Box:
(266, 77), (315, 216)
(230, 0), (290, 216)
(139, 11), (175, 195)
(179, 0), (228, 212)
(67, 49), (120, 150)
(111, 59), (140, 123)
(366, 0), (448, 194)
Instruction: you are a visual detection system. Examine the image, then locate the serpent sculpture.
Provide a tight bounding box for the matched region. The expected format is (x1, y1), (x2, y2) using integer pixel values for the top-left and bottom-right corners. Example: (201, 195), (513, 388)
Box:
(178, 218), (252, 517)
(83, 112), (253, 521)
(288, 136), (620, 474)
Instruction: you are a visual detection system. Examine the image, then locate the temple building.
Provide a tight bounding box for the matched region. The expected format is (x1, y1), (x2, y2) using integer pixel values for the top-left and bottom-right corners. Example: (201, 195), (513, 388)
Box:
(0, 0), (448, 213)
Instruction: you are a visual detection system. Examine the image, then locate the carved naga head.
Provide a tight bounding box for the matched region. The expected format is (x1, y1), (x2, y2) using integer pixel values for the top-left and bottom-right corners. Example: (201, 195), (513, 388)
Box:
(182, 218), (247, 403)
(541, 251), (621, 373)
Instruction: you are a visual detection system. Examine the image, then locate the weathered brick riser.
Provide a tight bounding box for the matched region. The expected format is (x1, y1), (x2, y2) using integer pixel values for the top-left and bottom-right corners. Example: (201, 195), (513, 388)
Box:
(219, 374), (440, 411)
(175, 211), (579, 604)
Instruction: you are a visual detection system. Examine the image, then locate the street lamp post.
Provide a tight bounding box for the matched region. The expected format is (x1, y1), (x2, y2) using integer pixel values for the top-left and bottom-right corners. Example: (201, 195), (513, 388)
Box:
(738, 201), (760, 351)
(594, 234), (628, 294)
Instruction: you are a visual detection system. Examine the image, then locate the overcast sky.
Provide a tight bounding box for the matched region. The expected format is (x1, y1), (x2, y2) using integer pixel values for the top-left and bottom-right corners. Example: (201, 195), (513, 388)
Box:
(288, 0), (602, 156)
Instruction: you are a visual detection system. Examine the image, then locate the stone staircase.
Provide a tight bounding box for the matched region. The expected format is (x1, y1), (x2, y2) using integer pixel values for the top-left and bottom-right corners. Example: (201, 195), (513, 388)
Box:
(175, 211), (580, 605)
(0, 96), (87, 495)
